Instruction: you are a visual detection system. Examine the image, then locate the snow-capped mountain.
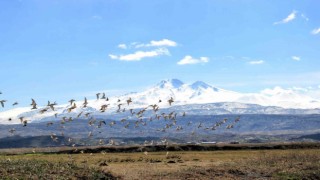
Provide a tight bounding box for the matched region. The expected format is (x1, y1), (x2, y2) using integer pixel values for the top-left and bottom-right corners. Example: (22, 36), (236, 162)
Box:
(125, 79), (320, 108)
(128, 79), (243, 106)
(0, 78), (320, 124)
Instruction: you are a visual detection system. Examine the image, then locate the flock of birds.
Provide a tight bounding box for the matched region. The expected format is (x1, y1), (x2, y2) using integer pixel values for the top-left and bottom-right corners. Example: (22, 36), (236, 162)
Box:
(0, 90), (241, 146)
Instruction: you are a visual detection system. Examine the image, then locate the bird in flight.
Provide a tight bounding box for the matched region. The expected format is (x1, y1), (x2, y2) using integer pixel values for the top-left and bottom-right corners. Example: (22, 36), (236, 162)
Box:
(100, 104), (109, 112)
(117, 104), (123, 112)
(98, 120), (106, 128)
(47, 101), (57, 111)
(68, 99), (75, 106)
(0, 100), (6, 108)
(22, 119), (28, 127)
(77, 111), (83, 118)
(101, 93), (106, 99)
(127, 97), (132, 105)
(168, 97), (174, 106)
(67, 103), (77, 112)
(96, 93), (101, 100)
(9, 128), (16, 134)
(39, 107), (49, 114)
(31, 99), (37, 109)
(83, 97), (88, 107)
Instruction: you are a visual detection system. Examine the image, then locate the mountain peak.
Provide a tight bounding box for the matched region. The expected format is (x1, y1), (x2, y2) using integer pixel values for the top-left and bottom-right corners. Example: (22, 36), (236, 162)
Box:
(190, 81), (213, 90)
(158, 79), (184, 89)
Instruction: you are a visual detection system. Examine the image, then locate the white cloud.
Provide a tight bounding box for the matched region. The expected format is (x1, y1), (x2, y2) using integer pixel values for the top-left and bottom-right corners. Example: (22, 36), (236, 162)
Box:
(149, 39), (177, 47)
(291, 86), (308, 92)
(274, 11), (297, 25)
(177, 55), (209, 65)
(261, 86), (293, 96)
(109, 39), (178, 62)
(248, 60), (264, 65)
(292, 56), (301, 61)
(135, 39), (177, 48)
(311, 28), (320, 35)
(109, 48), (170, 61)
(109, 54), (118, 59)
(117, 44), (127, 49)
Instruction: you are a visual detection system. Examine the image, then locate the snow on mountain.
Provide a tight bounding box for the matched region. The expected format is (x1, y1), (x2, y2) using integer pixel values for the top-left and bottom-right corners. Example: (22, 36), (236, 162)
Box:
(237, 87), (320, 109)
(0, 79), (320, 124)
(123, 79), (242, 106)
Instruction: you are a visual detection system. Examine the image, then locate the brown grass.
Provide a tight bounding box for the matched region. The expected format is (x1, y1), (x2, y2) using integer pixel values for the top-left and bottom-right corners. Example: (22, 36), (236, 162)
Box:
(1, 149), (319, 179)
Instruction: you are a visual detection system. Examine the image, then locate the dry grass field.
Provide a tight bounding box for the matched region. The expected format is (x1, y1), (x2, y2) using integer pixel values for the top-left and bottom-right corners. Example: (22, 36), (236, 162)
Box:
(1, 146), (320, 179)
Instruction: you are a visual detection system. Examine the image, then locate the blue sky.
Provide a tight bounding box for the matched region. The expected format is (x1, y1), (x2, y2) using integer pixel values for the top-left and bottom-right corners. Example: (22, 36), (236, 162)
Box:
(0, 0), (320, 109)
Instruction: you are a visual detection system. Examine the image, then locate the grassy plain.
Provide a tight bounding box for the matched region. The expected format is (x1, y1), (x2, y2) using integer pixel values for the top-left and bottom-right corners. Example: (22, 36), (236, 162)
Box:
(0, 146), (319, 179)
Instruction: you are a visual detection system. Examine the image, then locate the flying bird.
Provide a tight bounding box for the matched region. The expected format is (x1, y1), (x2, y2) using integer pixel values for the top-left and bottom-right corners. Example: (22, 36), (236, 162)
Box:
(19, 117), (24, 123)
(99, 139), (104, 145)
(0, 100), (6, 108)
(84, 112), (91, 118)
(120, 118), (127, 123)
(9, 128), (16, 134)
(126, 97), (132, 105)
(50, 133), (58, 142)
(117, 104), (122, 112)
(98, 120), (106, 128)
(83, 97), (88, 107)
(168, 97), (174, 106)
(96, 93), (101, 100)
(77, 111), (83, 118)
(67, 103), (77, 112)
(235, 116), (240, 122)
(22, 120), (28, 127)
(39, 108), (49, 114)
(88, 131), (93, 137)
(46, 101), (57, 110)
(100, 104), (109, 112)
(31, 99), (37, 109)
(226, 124), (234, 129)
(109, 121), (116, 127)
(68, 99), (75, 105)
(101, 93), (106, 99)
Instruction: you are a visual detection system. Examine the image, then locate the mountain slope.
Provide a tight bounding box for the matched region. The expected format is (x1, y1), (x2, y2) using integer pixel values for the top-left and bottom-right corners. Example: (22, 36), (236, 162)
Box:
(0, 79), (320, 124)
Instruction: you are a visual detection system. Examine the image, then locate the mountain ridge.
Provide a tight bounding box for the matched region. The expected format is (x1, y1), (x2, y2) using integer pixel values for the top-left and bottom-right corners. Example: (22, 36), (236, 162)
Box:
(0, 78), (320, 124)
